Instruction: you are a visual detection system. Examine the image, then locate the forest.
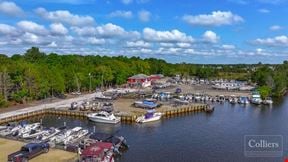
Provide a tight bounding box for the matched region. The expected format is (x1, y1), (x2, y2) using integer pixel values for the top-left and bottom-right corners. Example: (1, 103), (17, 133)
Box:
(0, 47), (287, 107)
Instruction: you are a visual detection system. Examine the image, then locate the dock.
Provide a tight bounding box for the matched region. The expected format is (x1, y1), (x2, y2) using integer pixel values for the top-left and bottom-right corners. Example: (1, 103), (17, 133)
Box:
(0, 104), (209, 124)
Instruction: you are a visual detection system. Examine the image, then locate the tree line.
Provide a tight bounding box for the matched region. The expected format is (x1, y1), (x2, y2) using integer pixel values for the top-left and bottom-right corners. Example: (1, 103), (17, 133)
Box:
(0, 47), (287, 107)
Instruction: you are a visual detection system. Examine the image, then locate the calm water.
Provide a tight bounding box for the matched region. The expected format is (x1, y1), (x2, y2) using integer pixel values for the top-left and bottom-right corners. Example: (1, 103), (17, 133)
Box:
(31, 96), (288, 162)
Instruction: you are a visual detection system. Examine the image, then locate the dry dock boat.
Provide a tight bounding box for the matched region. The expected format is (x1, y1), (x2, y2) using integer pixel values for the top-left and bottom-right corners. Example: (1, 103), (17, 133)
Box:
(135, 110), (162, 123)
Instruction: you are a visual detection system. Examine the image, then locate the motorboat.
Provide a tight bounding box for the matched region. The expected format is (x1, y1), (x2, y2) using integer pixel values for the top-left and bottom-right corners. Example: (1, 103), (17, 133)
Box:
(250, 91), (262, 105)
(135, 110), (162, 123)
(262, 97), (273, 105)
(229, 96), (237, 104)
(173, 98), (189, 105)
(50, 127), (82, 144)
(87, 111), (120, 124)
(134, 100), (159, 109)
(95, 92), (115, 100)
(37, 127), (63, 141)
(64, 129), (89, 145)
(22, 129), (48, 139)
(239, 96), (249, 104)
(17, 123), (41, 137)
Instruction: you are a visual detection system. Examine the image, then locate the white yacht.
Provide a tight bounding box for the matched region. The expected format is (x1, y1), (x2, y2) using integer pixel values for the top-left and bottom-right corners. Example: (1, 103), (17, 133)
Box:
(136, 110), (162, 123)
(251, 91), (262, 105)
(87, 111), (120, 124)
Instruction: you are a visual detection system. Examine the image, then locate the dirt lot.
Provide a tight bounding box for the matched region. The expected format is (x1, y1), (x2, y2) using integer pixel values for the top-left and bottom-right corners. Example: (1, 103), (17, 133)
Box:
(0, 138), (76, 162)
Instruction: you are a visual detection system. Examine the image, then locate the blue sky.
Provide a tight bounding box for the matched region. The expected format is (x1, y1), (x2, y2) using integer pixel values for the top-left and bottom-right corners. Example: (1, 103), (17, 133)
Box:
(0, 0), (287, 64)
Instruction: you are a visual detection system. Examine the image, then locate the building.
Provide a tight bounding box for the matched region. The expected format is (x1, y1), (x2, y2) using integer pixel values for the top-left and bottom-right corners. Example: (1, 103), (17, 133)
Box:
(127, 74), (163, 87)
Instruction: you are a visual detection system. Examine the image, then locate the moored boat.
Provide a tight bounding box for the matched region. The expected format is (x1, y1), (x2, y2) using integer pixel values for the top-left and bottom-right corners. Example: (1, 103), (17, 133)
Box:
(87, 111), (120, 124)
(135, 110), (162, 123)
(250, 91), (262, 105)
(262, 97), (273, 105)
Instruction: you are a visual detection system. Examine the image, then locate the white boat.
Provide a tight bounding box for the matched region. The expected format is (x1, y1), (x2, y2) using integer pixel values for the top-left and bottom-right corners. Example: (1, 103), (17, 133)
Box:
(64, 129), (89, 145)
(136, 110), (162, 123)
(239, 96), (249, 104)
(87, 111), (120, 124)
(22, 129), (47, 139)
(50, 127), (82, 144)
(17, 123), (41, 137)
(38, 128), (61, 141)
(251, 91), (262, 105)
(263, 97), (273, 105)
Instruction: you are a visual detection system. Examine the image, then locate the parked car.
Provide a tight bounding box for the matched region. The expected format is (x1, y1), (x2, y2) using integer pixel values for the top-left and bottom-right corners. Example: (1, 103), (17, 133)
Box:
(8, 143), (49, 162)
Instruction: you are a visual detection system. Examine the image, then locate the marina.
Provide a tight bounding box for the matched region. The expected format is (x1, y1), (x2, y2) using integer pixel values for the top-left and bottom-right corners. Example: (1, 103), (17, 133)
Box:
(0, 77), (283, 161)
(0, 95), (287, 162)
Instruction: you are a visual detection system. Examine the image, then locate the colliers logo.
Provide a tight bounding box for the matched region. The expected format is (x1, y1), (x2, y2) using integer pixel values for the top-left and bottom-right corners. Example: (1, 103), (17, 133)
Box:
(244, 135), (283, 157)
(248, 139), (279, 148)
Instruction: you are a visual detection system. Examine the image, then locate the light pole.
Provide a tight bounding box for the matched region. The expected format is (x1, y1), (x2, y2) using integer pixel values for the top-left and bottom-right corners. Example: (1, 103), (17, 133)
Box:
(89, 73), (92, 93)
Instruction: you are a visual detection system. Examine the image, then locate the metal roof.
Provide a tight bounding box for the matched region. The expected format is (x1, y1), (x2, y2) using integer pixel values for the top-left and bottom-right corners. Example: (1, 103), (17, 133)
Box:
(128, 74), (149, 79)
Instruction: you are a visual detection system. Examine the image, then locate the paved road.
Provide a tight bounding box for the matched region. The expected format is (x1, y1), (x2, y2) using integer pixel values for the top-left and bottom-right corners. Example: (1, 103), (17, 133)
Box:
(0, 93), (96, 119)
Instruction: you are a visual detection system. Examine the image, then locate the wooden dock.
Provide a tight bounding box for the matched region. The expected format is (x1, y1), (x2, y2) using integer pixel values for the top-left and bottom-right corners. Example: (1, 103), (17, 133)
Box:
(0, 104), (210, 125)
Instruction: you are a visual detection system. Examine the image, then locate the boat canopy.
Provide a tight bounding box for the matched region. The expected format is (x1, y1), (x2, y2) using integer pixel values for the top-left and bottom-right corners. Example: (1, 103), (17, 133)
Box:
(81, 142), (113, 156)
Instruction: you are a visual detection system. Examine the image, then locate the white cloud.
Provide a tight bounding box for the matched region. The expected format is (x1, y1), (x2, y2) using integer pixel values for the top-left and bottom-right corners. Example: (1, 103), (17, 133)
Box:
(47, 41), (58, 47)
(0, 1), (23, 17)
(258, 8), (270, 13)
(50, 23), (68, 35)
(138, 10), (151, 22)
(95, 23), (129, 38)
(72, 23), (140, 39)
(108, 10), (133, 19)
(143, 28), (194, 43)
(222, 44), (236, 50)
(176, 42), (191, 48)
(35, 7), (95, 26)
(126, 40), (151, 48)
(17, 21), (48, 35)
(253, 35), (288, 46)
(182, 11), (244, 26)
(21, 32), (41, 44)
(86, 37), (106, 45)
(202, 30), (220, 43)
(0, 24), (19, 36)
(257, 0), (287, 4)
(269, 25), (283, 31)
(71, 26), (96, 36)
(121, 0), (133, 4)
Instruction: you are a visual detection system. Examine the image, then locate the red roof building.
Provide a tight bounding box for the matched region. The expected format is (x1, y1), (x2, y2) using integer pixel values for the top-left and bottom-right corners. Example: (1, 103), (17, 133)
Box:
(80, 142), (114, 162)
(127, 74), (163, 87)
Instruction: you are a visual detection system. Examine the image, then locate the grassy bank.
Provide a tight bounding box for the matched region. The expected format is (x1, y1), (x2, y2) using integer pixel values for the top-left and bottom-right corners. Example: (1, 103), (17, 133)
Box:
(0, 138), (76, 162)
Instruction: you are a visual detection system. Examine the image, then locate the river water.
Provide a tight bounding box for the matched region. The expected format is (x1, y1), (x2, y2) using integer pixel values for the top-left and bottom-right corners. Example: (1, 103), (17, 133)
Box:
(31, 96), (288, 162)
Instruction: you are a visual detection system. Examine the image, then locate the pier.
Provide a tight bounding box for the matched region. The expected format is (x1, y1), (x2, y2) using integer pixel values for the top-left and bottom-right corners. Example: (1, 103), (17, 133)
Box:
(0, 104), (209, 124)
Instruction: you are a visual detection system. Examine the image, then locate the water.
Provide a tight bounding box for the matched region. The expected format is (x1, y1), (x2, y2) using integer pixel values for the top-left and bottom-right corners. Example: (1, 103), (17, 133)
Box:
(30, 96), (288, 162)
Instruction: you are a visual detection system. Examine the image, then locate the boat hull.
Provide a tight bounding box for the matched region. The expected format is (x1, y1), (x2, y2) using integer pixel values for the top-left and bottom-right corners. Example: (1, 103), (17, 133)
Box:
(88, 117), (120, 124)
(136, 113), (162, 123)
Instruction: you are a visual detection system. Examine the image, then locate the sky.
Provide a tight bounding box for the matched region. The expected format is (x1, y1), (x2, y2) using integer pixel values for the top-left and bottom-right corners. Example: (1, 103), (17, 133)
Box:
(0, 0), (287, 64)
